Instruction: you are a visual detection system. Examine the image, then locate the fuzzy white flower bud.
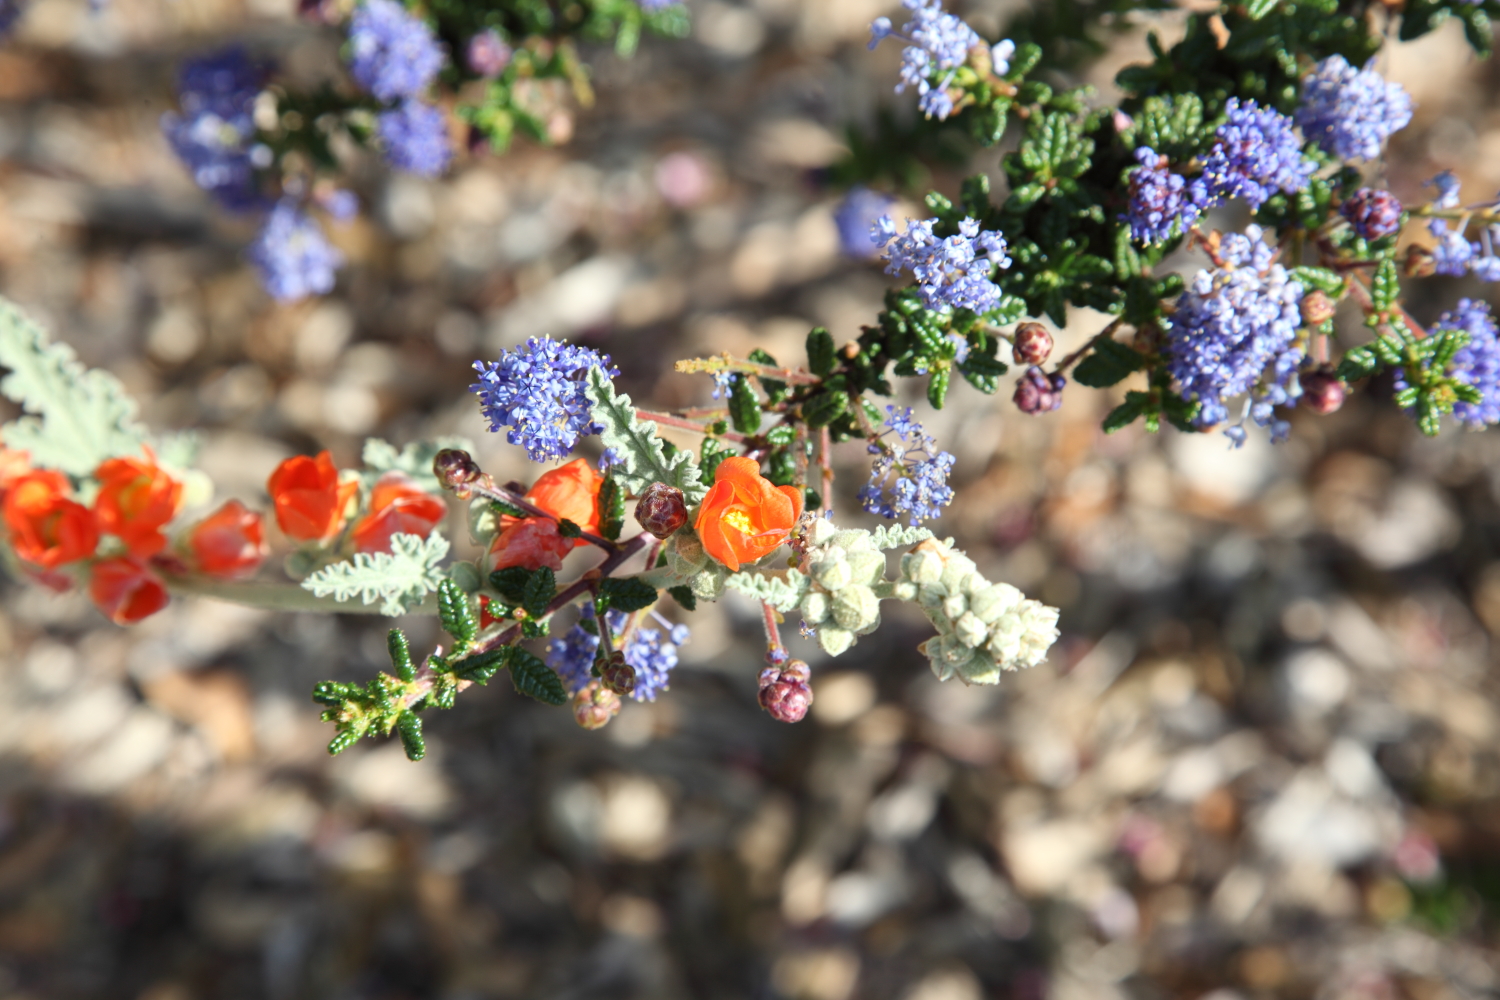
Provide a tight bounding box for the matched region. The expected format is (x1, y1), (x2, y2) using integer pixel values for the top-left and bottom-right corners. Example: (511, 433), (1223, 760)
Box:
(955, 611), (988, 649)
(811, 550), (852, 591)
(819, 626), (855, 657)
(902, 548), (944, 586)
(832, 584), (881, 634)
(801, 589), (830, 625)
(806, 517), (838, 547)
(846, 550), (886, 587)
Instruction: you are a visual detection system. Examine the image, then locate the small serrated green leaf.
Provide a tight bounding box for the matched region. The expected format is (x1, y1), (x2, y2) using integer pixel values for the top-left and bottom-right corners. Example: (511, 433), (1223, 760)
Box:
(598, 473), (625, 541)
(489, 565), (530, 605)
(507, 648), (569, 705)
(1073, 339), (1148, 388)
(523, 566), (556, 620)
(328, 728), (363, 756)
(927, 368), (950, 409)
(807, 327), (835, 378)
(388, 628), (416, 681)
(1372, 259), (1400, 312)
(396, 712), (426, 761)
(729, 375), (762, 434)
(803, 390), (848, 428)
(557, 518), (582, 539)
(1102, 392), (1151, 433)
(1336, 345), (1384, 382)
(597, 576), (658, 613)
(668, 584), (697, 611)
(451, 648), (508, 683)
(1290, 266), (1343, 296)
(436, 580), (477, 649)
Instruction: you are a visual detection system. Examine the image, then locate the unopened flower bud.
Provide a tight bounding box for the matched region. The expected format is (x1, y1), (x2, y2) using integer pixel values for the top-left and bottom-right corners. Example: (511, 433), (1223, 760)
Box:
(1300, 289), (1336, 326)
(1341, 187), (1403, 241)
(635, 482), (688, 539)
(1014, 366), (1065, 414)
(434, 449), (483, 492)
(832, 584), (880, 633)
(600, 651), (636, 696)
(1300, 368), (1346, 414)
(1012, 323), (1054, 366)
(573, 680), (621, 730)
(758, 660), (813, 723)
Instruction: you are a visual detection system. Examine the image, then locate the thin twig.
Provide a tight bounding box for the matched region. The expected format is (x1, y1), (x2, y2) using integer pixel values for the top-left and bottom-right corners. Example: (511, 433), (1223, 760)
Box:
(675, 353), (822, 385)
(760, 600), (785, 660)
(818, 425), (834, 516)
(467, 480), (620, 551)
(1053, 318), (1126, 374)
(635, 408), (748, 443)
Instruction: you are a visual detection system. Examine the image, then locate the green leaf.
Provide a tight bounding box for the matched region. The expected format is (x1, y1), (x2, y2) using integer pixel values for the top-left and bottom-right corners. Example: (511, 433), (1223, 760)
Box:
(597, 576), (658, 613)
(508, 648), (569, 705)
(729, 375), (762, 433)
(301, 533), (450, 616)
(523, 566), (556, 620)
(1073, 339), (1148, 388)
(489, 565), (530, 605)
(1290, 266), (1343, 296)
(807, 326), (836, 378)
(749, 348), (787, 403)
(328, 728), (363, 755)
(699, 436), (731, 484)
(396, 712), (426, 761)
(490, 496), (530, 519)
(584, 367), (707, 504)
(388, 628), (416, 681)
(437, 579), (478, 648)
(869, 524), (933, 549)
(362, 436), (475, 492)
(557, 518), (583, 539)
(803, 390), (848, 428)
(598, 473), (626, 541)
(1246, 0), (1279, 20)
(1462, 6), (1493, 57)
(724, 569), (809, 612)
(450, 647), (508, 683)
(1372, 259), (1400, 312)
(0, 296), (150, 475)
(958, 351), (1008, 394)
(927, 368), (951, 409)
(1102, 392), (1150, 433)
(668, 584), (697, 611)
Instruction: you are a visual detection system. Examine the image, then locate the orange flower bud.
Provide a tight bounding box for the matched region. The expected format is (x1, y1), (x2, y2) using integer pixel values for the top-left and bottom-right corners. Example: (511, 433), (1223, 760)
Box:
(3, 469), (99, 569)
(350, 471), (449, 554)
(89, 556), (169, 624)
(93, 450), (183, 558)
(694, 456), (802, 572)
(267, 451), (359, 541)
(490, 459), (605, 572)
(187, 500), (268, 578)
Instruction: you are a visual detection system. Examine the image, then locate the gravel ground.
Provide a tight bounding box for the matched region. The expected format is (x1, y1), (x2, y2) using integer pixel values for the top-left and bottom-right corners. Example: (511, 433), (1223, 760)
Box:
(1, 1), (1499, 998)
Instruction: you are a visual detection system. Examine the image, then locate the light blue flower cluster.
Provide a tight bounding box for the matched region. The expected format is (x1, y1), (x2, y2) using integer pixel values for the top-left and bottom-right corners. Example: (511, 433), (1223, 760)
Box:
(346, 0), (452, 177)
(869, 0), (1009, 120)
(1163, 226), (1305, 443)
(1296, 55), (1412, 162)
(547, 606), (689, 702)
(1441, 300), (1500, 427)
(161, 47), (268, 213)
(834, 187), (897, 258)
(873, 215), (1011, 314)
(470, 337), (619, 462)
(1421, 173), (1500, 280)
(859, 405), (956, 525)
(1127, 100), (1312, 244)
(246, 201), (345, 302)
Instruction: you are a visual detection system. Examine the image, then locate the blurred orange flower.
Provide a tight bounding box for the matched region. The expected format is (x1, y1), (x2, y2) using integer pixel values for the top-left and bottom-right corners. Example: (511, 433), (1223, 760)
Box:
(351, 471), (449, 554)
(267, 451), (358, 541)
(0, 449), (30, 504)
(93, 450), (183, 558)
(187, 499), (268, 578)
(3, 469), (99, 569)
(490, 459), (604, 572)
(694, 456), (801, 571)
(90, 556), (169, 624)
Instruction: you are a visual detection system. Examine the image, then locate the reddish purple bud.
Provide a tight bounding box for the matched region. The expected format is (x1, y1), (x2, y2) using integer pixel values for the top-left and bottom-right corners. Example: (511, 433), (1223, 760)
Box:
(758, 660), (813, 723)
(1300, 289), (1336, 326)
(601, 651), (636, 696)
(1012, 322), (1054, 366)
(1340, 188), (1403, 241)
(466, 30), (513, 78)
(1013, 366), (1064, 414)
(635, 482), (688, 539)
(433, 448), (483, 492)
(573, 680), (621, 730)
(765, 646), (790, 667)
(1300, 369), (1346, 414)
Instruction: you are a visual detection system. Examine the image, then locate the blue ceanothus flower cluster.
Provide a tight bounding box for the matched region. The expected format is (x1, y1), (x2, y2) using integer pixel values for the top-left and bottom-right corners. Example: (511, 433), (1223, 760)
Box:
(161, 48), (268, 214)
(873, 215), (1011, 314)
(246, 201), (345, 302)
(547, 607), (690, 703)
(1164, 226), (1305, 445)
(470, 338), (620, 462)
(869, 0), (1014, 120)
(1395, 300), (1500, 428)
(860, 406), (956, 525)
(1423, 171), (1500, 281)
(347, 0), (453, 178)
(1295, 54), (1413, 162)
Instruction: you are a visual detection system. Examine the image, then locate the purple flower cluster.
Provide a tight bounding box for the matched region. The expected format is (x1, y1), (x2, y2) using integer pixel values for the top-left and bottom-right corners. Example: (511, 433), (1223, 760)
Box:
(1126, 100), (1312, 244)
(547, 606), (689, 703)
(1421, 173), (1500, 280)
(1296, 55), (1413, 161)
(1341, 187), (1403, 240)
(873, 214), (1011, 314)
(377, 100), (452, 176)
(869, 0), (1003, 120)
(834, 187), (897, 258)
(246, 201), (344, 302)
(161, 47), (269, 212)
(859, 406), (956, 525)
(1163, 225), (1305, 441)
(470, 337), (619, 462)
(347, 0), (444, 101)
(1439, 299), (1500, 427)
(1126, 148), (1202, 243)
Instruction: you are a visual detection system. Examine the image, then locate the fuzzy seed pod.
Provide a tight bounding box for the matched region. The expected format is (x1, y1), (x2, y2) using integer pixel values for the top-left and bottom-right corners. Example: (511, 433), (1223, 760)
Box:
(758, 660), (813, 723)
(635, 482), (689, 539)
(1014, 366), (1065, 414)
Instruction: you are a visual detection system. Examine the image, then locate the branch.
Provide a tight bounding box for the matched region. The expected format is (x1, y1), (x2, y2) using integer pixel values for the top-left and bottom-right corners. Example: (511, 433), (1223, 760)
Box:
(675, 352), (822, 386)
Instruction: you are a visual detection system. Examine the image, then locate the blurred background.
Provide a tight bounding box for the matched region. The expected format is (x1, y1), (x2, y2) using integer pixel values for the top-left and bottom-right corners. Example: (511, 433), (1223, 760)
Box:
(1, 0), (1500, 997)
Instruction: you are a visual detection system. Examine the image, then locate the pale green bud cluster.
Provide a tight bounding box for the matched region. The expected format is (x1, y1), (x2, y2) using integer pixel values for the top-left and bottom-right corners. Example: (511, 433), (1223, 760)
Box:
(665, 528), (729, 600)
(899, 537), (1059, 684)
(797, 517), (887, 656)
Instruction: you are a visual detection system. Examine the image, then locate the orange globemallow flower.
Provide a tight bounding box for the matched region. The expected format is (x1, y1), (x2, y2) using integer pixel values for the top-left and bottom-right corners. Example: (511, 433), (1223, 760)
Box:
(3, 469), (99, 569)
(490, 458), (604, 572)
(90, 557), (169, 624)
(267, 451), (358, 541)
(351, 471), (449, 554)
(695, 456), (802, 572)
(187, 500), (268, 578)
(93, 451), (183, 557)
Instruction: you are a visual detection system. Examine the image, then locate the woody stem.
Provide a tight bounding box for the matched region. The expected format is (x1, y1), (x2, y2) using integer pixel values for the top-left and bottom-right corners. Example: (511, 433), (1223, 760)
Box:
(760, 600), (785, 661)
(634, 409), (748, 443)
(818, 426), (834, 516)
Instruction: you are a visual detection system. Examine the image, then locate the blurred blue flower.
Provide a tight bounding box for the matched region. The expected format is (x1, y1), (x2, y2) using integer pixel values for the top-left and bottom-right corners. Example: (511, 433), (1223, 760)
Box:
(247, 201), (344, 301)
